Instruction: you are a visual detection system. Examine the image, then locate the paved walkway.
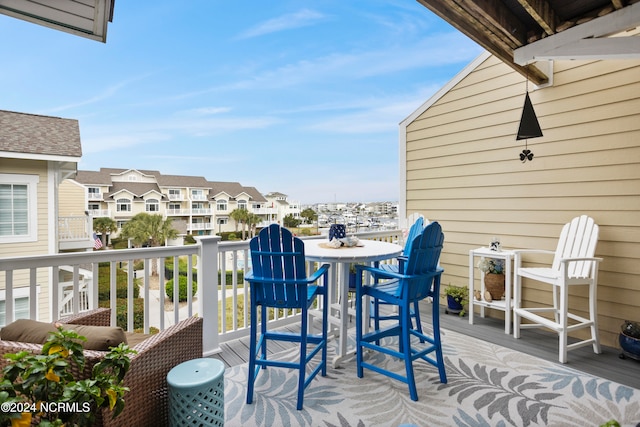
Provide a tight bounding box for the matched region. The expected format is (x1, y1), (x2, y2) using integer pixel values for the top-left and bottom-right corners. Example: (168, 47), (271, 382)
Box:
(142, 287), (245, 329)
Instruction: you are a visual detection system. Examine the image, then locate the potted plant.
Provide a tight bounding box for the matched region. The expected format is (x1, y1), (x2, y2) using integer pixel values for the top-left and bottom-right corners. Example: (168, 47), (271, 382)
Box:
(0, 327), (135, 427)
(444, 284), (469, 316)
(477, 257), (505, 300)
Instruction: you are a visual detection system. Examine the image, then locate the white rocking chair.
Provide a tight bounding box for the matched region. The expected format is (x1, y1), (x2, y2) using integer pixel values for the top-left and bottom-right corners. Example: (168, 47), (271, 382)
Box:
(513, 215), (603, 363)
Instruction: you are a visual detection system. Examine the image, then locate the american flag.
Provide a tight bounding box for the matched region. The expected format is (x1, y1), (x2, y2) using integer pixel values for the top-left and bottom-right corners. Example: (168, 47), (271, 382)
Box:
(93, 233), (103, 250)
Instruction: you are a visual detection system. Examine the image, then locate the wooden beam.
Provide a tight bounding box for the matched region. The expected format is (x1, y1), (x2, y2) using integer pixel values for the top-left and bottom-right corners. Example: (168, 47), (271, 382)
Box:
(417, 0), (549, 84)
(516, 0), (556, 35)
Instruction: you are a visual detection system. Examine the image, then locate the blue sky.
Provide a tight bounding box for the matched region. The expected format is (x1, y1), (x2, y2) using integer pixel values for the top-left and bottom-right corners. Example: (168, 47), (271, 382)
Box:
(0, 1), (482, 205)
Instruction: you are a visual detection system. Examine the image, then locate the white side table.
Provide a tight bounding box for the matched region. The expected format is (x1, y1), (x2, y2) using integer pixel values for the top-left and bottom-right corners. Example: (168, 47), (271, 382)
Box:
(468, 247), (515, 334)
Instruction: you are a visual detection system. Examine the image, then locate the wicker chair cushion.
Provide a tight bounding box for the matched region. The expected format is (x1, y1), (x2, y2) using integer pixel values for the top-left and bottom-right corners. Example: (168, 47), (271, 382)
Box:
(1, 319), (127, 351)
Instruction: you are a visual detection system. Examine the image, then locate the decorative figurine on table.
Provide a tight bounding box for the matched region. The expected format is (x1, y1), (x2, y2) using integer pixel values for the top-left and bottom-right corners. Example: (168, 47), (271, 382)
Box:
(490, 236), (501, 251)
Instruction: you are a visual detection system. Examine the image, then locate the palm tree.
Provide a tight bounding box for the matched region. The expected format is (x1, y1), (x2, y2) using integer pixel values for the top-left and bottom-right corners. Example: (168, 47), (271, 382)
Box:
(120, 213), (179, 247)
(119, 213), (179, 275)
(246, 213), (262, 238)
(230, 208), (249, 239)
(92, 217), (117, 249)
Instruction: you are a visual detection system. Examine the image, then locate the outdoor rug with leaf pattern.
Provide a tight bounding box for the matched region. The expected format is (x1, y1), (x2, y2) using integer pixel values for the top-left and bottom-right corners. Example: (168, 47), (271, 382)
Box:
(224, 328), (640, 427)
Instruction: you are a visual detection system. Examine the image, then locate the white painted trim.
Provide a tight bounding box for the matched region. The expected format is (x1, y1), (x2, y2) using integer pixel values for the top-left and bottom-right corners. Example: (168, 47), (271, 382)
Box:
(400, 51), (492, 127)
(514, 2), (640, 64)
(0, 150), (80, 163)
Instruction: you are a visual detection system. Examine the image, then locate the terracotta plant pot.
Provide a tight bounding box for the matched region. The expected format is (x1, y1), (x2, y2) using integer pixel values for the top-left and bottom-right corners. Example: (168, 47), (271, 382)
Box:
(484, 273), (505, 300)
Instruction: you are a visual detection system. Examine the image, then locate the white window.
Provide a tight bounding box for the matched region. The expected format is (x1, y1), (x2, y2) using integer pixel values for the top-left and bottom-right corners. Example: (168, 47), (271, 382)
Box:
(87, 187), (100, 198)
(217, 218), (228, 225)
(169, 189), (181, 199)
(168, 203), (181, 210)
(146, 198), (160, 212)
(217, 200), (227, 211)
(116, 198), (131, 212)
(0, 287), (38, 327)
(0, 174), (38, 243)
(238, 200), (247, 210)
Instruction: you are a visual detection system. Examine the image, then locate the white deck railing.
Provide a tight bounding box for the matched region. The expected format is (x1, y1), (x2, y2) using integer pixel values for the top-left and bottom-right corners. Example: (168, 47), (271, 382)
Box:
(0, 229), (403, 356)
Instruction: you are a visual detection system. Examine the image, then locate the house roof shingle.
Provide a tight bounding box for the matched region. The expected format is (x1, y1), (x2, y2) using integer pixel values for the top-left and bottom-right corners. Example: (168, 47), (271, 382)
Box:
(0, 110), (81, 158)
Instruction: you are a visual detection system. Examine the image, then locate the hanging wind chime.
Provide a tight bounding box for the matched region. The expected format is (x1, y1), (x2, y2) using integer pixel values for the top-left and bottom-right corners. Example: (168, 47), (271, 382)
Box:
(516, 67), (543, 162)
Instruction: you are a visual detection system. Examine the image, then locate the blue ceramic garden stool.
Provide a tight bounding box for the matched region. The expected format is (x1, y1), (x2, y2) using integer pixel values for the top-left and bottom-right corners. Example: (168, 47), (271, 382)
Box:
(167, 358), (225, 427)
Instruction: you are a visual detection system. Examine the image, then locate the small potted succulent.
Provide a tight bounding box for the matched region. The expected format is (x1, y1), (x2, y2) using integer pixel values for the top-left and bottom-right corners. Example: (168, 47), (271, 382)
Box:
(444, 284), (469, 316)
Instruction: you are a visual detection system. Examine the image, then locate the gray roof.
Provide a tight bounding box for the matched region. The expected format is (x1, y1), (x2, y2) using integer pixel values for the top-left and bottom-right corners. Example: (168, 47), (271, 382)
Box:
(105, 182), (166, 200)
(0, 110), (81, 158)
(156, 174), (210, 188)
(75, 168), (270, 202)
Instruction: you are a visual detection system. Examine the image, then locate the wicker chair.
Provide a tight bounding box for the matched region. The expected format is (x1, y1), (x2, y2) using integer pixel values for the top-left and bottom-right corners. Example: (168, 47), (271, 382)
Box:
(0, 308), (203, 427)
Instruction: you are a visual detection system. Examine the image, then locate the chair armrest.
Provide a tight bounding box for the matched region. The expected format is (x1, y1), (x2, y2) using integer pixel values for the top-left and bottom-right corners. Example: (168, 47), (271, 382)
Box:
(246, 263), (330, 285)
(558, 257), (603, 263)
(306, 263), (330, 283)
(513, 249), (555, 268)
(105, 316), (203, 426)
(355, 263), (405, 280)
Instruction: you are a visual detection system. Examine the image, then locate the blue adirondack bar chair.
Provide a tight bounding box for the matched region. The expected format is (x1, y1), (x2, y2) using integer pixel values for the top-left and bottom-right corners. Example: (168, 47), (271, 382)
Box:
(355, 221), (447, 401)
(245, 224), (330, 410)
(372, 215), (425, 331)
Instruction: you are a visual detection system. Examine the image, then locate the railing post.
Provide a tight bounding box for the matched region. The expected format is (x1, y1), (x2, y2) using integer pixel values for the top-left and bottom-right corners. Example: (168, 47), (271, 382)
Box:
(197, 235), (221, 356)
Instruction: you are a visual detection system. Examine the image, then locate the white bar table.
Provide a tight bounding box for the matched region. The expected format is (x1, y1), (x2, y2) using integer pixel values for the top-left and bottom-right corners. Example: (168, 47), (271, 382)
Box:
(304, 239), (403, 368)
(468, 247), (515, 334)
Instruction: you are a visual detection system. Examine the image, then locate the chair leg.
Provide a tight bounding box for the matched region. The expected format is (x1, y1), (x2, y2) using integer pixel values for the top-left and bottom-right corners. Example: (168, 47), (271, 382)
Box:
(356, 288), (364, 378)
(431, 294), (447, 384)
(297, 308), (309, 410)
(513, 273), (522, 339)
(558, 285), (569, 364)
(412, 301), (424, 343)
(589, 282), (601, 355)
(246, 299), (258, 405)
(401, 308), (418, 401)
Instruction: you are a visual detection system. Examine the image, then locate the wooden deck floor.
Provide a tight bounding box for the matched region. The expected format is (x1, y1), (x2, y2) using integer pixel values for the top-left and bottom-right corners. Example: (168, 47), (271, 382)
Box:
(211, 302), (640, 390)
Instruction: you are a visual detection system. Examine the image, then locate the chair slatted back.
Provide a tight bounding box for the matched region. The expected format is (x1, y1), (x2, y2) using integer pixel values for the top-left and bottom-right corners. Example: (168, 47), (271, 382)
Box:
(403, 216), (425, 256)
(249, 224), (308, 308)
(551, 215), (599, 278)
(404, 221), (444, 300)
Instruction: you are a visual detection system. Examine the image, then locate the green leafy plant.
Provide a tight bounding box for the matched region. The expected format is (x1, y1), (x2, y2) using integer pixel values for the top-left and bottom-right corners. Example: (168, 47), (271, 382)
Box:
(165, 275), (198, 302)
(444, 284), (469, 316)
(0, 327), (135, 427)
(477, 257), (504, 274)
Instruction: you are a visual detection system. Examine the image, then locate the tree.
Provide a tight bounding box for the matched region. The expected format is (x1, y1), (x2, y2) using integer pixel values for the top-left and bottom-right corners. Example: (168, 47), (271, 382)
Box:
(230, 208), (249, 239)
(119, 214), (179, 276)
(301, 208), (317, 224)
(93, 217), (117, 249)
(283, 214), (301, 228)
(246, 213), (262, 238)
(119, 213), (179, 247)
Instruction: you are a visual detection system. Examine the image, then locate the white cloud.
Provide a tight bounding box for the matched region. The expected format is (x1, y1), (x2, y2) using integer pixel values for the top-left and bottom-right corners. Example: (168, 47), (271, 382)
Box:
(238, 9), (326, 39)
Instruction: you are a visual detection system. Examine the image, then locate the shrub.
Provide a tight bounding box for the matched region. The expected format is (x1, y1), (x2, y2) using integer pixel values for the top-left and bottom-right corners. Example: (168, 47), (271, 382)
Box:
(99, 298), (145, 331)
(165, 276), (197, 302)
(97, 265), (139, 301)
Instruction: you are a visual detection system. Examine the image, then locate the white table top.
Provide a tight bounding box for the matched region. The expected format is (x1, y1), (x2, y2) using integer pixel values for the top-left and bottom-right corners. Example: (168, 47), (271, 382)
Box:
(470, 247), (515, 257)
(304, 239), (403, 263)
